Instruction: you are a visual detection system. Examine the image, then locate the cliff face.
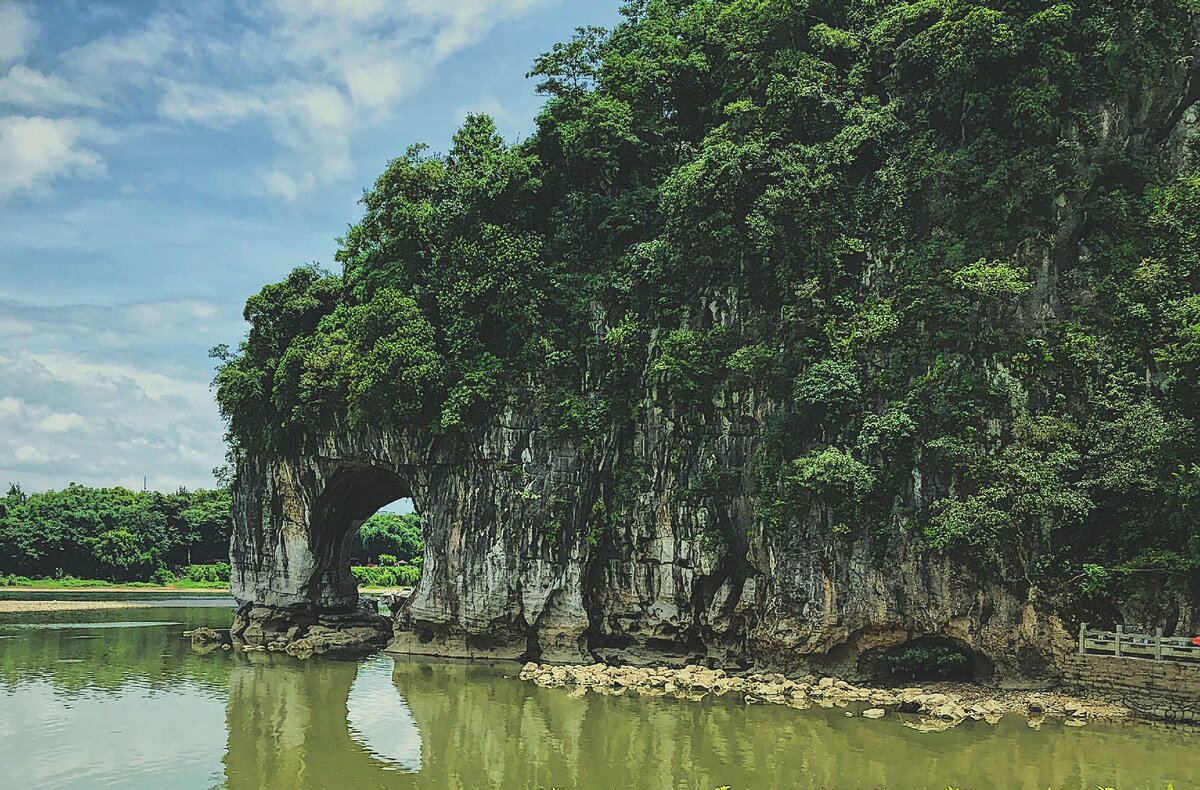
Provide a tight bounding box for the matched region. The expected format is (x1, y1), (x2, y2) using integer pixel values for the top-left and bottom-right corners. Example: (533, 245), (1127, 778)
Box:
(230, 381), (1072, 678)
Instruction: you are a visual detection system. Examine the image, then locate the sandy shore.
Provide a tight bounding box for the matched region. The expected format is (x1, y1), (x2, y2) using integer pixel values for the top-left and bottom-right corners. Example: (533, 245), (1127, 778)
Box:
(0, 599), (158, 613)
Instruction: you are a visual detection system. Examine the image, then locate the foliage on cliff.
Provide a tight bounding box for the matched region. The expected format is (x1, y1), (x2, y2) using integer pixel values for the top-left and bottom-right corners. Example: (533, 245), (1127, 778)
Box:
(216, 1), (1200, 600)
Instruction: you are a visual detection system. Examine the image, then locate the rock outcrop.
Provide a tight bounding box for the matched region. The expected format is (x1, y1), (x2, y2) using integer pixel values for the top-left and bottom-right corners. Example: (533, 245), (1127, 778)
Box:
(221, 5), (1200, 681)
(229, 393), (1075, 678)
(230, 598), (391, 657)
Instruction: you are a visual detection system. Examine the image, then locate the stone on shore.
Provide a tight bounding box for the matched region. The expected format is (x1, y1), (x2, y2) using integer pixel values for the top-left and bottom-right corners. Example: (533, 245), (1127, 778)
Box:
(514, 661), (1131, 731)
(230, 600), (391, 658)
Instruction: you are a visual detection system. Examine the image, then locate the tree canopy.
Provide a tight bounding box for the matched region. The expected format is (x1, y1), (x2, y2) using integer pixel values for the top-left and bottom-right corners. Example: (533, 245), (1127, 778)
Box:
(216, 0), (1200, 606)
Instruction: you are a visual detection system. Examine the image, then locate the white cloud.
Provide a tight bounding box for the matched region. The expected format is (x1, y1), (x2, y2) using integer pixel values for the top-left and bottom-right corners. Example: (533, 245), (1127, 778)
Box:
(0, 2), (36, 66)
(0, 116), (106, 199)
(63, 15), (183, 91)
(14, 445), (51, 464)
(157, 82), (266, 127)
(38, 412), (86, 434)
(0, 65), (101, 109)
(28, 351), (210, 402)
(0, 297), (240, 490)
(150, 0), (553, 199)
(0, 0), (554, 203)
(0, 346), (226, 491)
(404, 0), (548, 56)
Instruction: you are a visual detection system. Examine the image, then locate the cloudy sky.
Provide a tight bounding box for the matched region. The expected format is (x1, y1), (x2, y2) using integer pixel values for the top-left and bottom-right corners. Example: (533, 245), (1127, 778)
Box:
(0, 0), (618, 493)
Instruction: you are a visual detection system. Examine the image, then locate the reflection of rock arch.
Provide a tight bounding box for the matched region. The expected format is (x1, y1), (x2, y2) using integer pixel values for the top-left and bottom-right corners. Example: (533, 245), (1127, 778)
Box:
(347, 658), (422, 772)
(222, 653), (422, 787)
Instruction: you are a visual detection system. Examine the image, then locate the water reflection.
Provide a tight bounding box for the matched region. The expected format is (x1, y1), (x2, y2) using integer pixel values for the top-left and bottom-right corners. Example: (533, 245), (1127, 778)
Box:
(223, 653), (414, 788)
(224, 653), (1200, 790)
(2, 604), (1198, 790)
(0, 606), (232, 695)
(0, 607), (231, 789)
(348, 659), (423, 771)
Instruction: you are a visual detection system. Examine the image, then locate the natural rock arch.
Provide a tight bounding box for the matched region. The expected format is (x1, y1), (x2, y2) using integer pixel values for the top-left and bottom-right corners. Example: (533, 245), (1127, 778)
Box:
(227, 416), (1073, 676)
(229, 451), (421, 652)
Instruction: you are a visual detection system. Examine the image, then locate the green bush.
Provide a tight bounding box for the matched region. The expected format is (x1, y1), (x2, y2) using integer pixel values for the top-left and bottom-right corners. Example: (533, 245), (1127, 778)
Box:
(352, 565), (421, 588)
(56, 577), (114, 588)
(179, 562), (231, 583)
(885, 644), (972, 680)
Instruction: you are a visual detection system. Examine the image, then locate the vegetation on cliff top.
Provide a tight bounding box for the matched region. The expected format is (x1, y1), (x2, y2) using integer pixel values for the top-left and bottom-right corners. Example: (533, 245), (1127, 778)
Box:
(215, 1), (1200, 607)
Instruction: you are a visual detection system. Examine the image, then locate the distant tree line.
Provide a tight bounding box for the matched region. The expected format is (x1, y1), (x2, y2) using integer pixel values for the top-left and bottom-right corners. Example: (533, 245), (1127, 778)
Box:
(0, 483), (232, 582)
(0, 483), (424, 584)
(352, 512), (422, 566)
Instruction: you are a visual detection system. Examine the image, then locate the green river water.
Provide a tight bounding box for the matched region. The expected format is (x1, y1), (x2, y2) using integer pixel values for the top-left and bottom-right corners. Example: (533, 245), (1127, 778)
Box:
(0, 594), (1196, 789)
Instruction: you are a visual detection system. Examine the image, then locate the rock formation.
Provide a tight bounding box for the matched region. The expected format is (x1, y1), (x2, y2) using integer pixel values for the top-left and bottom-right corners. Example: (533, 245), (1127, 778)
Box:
(229, 394), (1073, 676)
(222, 4), (1200, 677)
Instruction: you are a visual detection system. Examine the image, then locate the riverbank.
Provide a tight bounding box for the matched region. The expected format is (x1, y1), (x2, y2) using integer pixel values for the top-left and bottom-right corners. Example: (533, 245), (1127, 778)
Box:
(518, 662), (1135, 731)
(5, 585), (232, 594)
(0, 599), (160, 613)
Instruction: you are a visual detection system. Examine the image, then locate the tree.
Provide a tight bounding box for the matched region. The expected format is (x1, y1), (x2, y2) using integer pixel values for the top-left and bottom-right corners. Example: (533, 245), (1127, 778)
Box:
(353, 513), (423, 565)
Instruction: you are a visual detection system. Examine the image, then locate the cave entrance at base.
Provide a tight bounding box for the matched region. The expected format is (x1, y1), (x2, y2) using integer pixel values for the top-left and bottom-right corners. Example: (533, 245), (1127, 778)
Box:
(858, 635), (994, 683)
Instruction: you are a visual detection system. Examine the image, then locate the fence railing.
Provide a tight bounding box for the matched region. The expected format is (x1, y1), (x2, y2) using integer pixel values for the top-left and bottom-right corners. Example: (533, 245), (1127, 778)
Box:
(1079, 623), (1200, 663)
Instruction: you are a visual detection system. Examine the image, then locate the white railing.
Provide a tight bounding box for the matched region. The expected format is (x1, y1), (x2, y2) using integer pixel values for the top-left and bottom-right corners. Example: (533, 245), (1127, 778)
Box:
(1079, 623), (1200, 662)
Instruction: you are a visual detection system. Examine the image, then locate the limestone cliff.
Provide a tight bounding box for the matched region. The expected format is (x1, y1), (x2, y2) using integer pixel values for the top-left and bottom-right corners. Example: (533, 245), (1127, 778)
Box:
(229, 382), (1074, 678)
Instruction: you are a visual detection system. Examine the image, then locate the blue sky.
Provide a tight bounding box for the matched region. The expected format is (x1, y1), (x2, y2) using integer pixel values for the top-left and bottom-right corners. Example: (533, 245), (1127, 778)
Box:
(0, 0), (620, 493)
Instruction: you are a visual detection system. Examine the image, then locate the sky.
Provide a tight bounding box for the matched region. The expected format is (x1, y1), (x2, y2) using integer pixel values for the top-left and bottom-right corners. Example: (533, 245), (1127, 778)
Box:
(0, 0), (620, 495)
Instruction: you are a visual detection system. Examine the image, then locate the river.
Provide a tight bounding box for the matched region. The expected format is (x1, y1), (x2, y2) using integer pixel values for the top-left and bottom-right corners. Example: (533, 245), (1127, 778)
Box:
(0, 595), (1195, 789)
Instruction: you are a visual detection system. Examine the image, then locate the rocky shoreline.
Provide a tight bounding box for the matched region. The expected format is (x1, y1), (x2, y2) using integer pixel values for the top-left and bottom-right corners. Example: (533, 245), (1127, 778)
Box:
(518, 662), (1131, 731)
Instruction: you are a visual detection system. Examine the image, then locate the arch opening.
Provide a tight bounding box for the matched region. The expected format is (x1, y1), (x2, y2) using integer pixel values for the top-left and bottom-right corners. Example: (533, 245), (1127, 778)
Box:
(309, 464), (418, 612)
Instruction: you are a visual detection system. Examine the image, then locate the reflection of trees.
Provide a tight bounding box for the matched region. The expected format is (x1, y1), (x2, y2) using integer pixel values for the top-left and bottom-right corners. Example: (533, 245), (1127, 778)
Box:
(0, 606), (232, 695)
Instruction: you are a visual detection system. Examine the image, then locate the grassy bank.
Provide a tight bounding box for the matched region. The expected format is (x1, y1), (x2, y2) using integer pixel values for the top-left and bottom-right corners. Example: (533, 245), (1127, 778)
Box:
(1, 574), (413, 595)
(1, 574), (229, 590)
